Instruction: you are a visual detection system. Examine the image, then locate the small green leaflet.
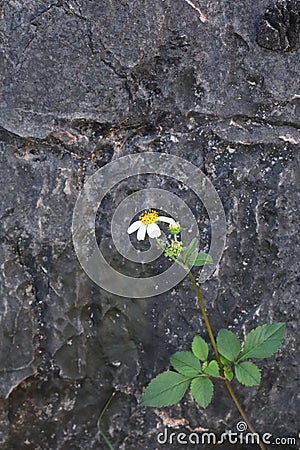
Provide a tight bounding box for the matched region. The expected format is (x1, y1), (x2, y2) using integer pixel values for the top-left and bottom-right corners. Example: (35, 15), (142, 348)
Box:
(220, 355), (230, 366)
(224, 368), (234, 381)
(192, 336), (208, 361)
(190, 377), (214, 408)
(239, 323), (286, 360)
(217, 329), (241, 362)
(140, 371), (190, 407)
(170, 351), (201, 377)
(187, 252), (213, 266)
(203, 360), (220, 377)
(235, 362), (261, 386)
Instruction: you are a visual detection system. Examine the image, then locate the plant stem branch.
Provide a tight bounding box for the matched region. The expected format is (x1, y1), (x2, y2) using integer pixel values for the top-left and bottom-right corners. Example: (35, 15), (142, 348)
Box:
(187, 271), (221, 366)
(97, 392), (116, 450)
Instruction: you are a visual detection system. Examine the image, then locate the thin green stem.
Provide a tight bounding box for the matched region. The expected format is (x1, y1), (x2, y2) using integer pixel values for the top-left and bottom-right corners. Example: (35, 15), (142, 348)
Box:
(187, 271), (221, 367)
(186, 269), (266, 450)
(155, 237), (166, 252)
(97, 392), (116, 450)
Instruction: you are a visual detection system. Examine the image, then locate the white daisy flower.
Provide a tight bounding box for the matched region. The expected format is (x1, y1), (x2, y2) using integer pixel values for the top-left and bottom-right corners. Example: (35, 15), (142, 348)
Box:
(127, 209), (176, 241)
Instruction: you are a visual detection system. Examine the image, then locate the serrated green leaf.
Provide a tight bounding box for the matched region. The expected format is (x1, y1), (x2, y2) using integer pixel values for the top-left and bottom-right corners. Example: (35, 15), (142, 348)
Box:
(235, 362), (261, 386)
(190, 377), (214, 408)
(187, 252), (213, 266)
(192, 336), (209, 361)
(182, 238), (198, 262)
(140, 371), (190, 407)
(217, 329), (241, 362)
(224, 368), (234, 381)
(203, 360), (220, 377)
(170, 351), (201, 377)
(239, 323), (286, 360)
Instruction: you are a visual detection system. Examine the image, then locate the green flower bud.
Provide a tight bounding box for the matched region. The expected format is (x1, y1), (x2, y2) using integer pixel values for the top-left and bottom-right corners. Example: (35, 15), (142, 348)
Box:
(169, 222), (181, 235)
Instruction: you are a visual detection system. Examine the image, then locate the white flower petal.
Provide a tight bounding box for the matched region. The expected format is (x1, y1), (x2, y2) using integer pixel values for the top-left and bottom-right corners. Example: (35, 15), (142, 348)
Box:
(157, 216), (176, 225)
(147, 223), (161, 238)
(127, 220), (142, 234)
(137, 224), (147, 241)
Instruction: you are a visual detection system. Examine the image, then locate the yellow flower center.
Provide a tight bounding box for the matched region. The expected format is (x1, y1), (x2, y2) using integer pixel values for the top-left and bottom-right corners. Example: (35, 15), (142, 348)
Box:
(139, 210), (158, 225)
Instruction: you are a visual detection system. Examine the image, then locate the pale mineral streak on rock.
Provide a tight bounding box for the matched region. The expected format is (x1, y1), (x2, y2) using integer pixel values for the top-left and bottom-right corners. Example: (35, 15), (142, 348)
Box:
(182, 0), (208, 23)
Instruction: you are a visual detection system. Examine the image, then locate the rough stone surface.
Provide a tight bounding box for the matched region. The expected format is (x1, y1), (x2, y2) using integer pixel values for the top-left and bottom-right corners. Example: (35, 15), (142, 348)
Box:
(257, 0), (300, 52)
(0, 0), (299, 449)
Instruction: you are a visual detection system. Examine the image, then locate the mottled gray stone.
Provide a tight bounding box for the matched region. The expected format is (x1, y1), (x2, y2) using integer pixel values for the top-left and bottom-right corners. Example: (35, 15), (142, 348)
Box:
(0, 0), (299, 449)
(257, 1), (300, 52)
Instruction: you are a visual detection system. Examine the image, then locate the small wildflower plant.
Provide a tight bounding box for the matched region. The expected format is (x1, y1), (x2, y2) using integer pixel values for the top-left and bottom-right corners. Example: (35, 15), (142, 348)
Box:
(128, 209), (285, 450)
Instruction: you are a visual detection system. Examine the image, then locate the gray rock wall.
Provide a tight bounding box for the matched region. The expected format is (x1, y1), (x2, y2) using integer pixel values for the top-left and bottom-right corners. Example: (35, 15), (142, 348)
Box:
(0, 1), (299, 449)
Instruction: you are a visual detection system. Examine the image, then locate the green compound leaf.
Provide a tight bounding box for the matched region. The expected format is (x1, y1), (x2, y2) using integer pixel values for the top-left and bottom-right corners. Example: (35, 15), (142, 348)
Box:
(235, 361), (261, 386)
(203, 360), (220, 378)
(187, 252), (213, 266)
(190, 377), (214, 408)
(239, 323), (286, 360)
(217, 329), (241, 362)
(182, 238), (198, 262)
(170, 351), (201, 377)
(192, 336), (209, 361)
(140, 371), (190, 407)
